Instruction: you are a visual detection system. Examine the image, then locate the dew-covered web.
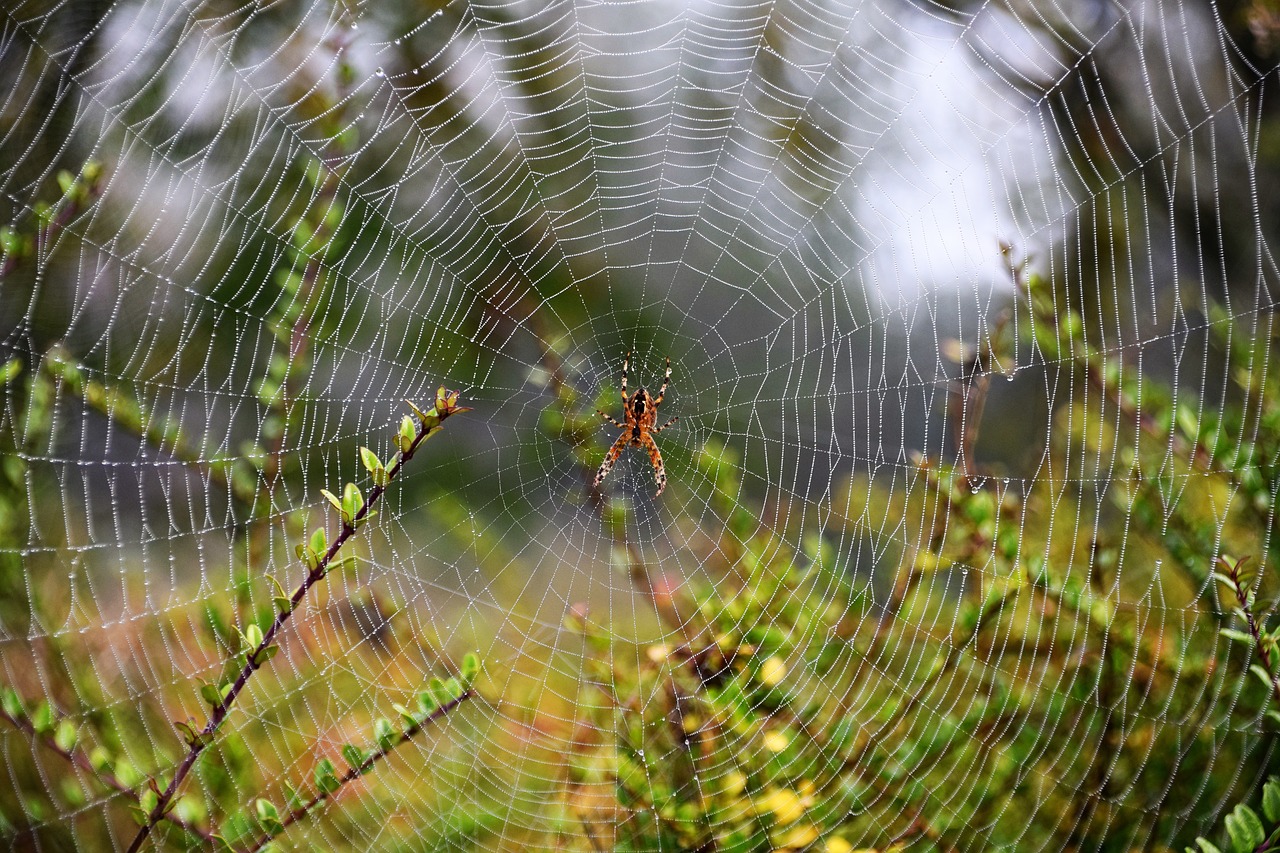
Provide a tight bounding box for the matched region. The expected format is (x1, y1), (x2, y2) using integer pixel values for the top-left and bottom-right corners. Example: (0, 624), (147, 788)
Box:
(2, 0), (1280, 849)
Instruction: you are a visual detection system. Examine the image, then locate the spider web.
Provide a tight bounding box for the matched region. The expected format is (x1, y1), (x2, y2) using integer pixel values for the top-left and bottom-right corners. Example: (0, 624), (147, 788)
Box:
(1, 0), (1278, 849)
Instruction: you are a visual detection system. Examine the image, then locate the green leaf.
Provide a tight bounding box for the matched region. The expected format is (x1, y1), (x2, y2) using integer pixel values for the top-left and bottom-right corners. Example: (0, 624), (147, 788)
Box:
(418, 691), (438, 715)
(1263, 777), (1280, 823)
(320, 488), (343, 515)
(374, 717), (395, 751)
(1251, 664), (1275, 692)
(251, 645), (279, 667)
(404, 399), (429, 422)
(396, 415), (417, 453)
(0, 359), (21, 386)
(1194, 839), (1224, 853)
(175, 720), (200, 747)
(360, 447), (389, 487)
(1225, 804), (1265, 853)
(315, 758), (340, 794)
(88, 747), (111, 773)
(242, 623), (264, 651)
(1220, 629), (1255, 644)
(309, 528), (328, 560)
(342, 482), (364, 526)
(255, 798), (282, 834)
(1, 687), (24, 719)
(429, 677), (450, 707)
(342, 743), (366, 772)
(53, 720), (76, 752)
(129, 805), (150, 827)
(461, 652), (481, 685)
(393, 703), (417, 729)
(327, 556), (359, 577)
(266, 575), (293, 614)
(199, 682), (223, 708)
(30, 701), (54, 735)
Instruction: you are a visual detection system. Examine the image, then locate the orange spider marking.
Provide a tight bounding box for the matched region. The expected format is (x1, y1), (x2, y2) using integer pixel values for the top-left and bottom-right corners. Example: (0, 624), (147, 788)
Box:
(594, 351), (678, 497)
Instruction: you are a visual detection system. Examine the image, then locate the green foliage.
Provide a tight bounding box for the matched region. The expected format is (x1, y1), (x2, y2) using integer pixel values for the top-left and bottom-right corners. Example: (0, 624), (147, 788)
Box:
(1188, 778), (1280, 853)
(551, 269), (1280, 851)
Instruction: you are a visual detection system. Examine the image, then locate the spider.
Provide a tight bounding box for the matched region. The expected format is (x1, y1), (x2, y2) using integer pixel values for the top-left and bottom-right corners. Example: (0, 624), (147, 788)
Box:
(594, 351), (678, 497)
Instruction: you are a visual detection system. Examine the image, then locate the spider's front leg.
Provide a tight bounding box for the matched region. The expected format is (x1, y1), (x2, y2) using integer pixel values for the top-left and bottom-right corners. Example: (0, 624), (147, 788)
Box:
(597, 410), (624, 429)
(653, 416), (678, 435)
(654, 356), (671, 405)
(593, 433), (630, 490)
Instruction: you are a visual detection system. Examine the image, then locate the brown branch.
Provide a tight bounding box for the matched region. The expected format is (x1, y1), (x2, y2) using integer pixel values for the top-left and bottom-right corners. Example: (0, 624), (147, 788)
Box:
(126, 392), (468, 851)
(0, 707), (212, 842)
(1218, 555), (1280, 707)
(238, 690), (473, 853)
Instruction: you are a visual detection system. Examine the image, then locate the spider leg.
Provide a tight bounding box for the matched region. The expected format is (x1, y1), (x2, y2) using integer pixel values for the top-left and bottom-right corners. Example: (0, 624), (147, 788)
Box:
(620, 351), (631, 401)
(593, 433), (630, 490)
(641, 432), (668, 497)
(653, 356), (671, 405)
(652, 416), (678, 435)
(597, 410), (624, 429)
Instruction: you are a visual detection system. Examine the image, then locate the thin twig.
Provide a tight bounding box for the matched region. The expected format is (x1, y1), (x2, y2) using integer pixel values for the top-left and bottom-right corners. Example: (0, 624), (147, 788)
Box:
(238, 690), (473, 853)
(127, 393), (467, 851)
(0, 708), (212, 841)
(1218, 555), (1280, 707)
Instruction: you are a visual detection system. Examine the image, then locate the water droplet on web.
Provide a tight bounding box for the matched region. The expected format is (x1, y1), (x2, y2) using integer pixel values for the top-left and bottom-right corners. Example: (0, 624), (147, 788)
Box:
(394, 38), (402, 45)
(374, 67), (385, 78)
(351, 22), (359, 30)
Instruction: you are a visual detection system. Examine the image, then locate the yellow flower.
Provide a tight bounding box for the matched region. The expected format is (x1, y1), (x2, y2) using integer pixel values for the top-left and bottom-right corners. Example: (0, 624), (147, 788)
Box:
(764, 730), (790, 752)
(722, 771), (747, 796)
(824, 840), (854, 853)
(757, 787), (805, 824)
(759, 655), (787, 686)
(645, 644), (669, 663)
(773, 823), (820, 849)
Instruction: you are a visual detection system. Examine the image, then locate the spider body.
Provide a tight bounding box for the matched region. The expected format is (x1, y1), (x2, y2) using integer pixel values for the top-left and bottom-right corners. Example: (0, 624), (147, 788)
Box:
(595, 352), (678, 496)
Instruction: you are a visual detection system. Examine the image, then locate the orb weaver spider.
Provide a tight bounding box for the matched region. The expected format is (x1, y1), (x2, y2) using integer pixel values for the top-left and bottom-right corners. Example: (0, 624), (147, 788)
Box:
(594, 351), (678, 497)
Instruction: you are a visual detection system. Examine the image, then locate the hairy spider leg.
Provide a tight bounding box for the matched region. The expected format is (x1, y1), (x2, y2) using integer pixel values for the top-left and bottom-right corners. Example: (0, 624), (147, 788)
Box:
(598, 410), (625, 429)
(641, 432), (668, 496)
(653, 416), (679, 435)
(593, 433), (630, 489)
(620, 351), (631, 401)
(654, 356), (671, 405)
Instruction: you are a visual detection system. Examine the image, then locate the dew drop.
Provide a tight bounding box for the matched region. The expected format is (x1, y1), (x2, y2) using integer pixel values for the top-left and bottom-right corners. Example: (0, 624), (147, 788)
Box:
(374, 67), (385, 78)
(394, 38), (402, 45)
